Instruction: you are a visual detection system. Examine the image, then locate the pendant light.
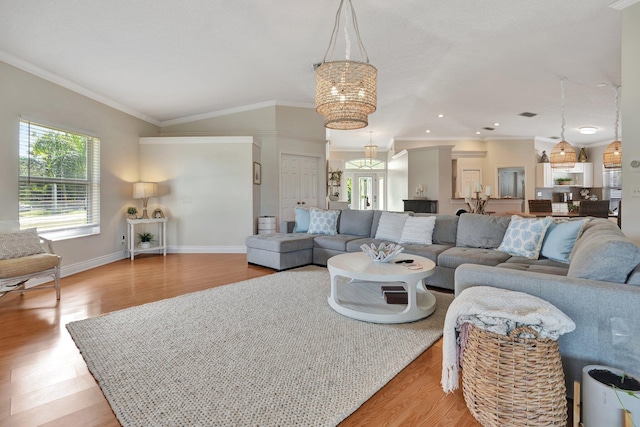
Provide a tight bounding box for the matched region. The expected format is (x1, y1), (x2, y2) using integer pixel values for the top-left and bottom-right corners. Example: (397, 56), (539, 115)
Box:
(364, 131), (378, 165)
(550, 77), (577, 169)
(315, 0), (377, 130)
(603, 85), (622, 169)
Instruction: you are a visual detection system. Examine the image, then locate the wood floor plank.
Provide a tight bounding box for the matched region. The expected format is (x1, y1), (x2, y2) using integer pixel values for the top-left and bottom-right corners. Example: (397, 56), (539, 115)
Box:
(0, 253), (486, 426)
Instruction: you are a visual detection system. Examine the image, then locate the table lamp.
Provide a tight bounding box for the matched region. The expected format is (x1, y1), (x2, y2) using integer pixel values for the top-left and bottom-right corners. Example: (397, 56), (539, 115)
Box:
(133, 182), (157, 219)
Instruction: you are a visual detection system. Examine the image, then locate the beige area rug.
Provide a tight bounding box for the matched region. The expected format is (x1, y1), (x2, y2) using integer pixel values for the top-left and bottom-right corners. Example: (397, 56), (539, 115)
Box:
(66, 266), (453, 426)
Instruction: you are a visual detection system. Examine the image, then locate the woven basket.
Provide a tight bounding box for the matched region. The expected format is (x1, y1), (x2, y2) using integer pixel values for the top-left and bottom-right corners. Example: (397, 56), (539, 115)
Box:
(461, 325), (567, 427)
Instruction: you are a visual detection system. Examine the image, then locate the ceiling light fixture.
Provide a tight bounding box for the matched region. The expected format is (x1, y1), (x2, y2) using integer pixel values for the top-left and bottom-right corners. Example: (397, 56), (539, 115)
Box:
(578, 126), (598, 135)
(550, 77), (577, 169)
(494, 123), (500, 127)
(364, 131), (378, 165)
(315, 0), (376, 130)
(438, 114), (444, 118)
(425, 130), (431, 133)
(603, 85), (622, 169)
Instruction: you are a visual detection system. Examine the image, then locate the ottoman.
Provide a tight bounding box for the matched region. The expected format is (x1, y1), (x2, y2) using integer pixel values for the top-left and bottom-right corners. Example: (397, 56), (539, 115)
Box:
(245, 233), (316, 270)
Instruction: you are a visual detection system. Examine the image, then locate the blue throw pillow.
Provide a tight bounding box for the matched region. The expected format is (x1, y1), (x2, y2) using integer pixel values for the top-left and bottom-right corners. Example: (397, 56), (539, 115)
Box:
(293, 207), (310, 233)
(307, 208), (339, 235)
(541, 219), (588, 263)
(497, 215), (551, 259)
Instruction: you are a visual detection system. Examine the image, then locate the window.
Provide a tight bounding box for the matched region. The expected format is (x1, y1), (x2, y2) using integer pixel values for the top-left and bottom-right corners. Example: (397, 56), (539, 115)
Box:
(19, 119), (100, 239)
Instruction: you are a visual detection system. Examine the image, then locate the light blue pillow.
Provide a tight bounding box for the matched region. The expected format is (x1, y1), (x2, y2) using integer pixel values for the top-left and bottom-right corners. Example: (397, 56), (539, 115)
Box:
(307, 208), (339, 235)
(293, 207), (310, 233)
(497, 215), (552, 259)
(541, 219), (588, 263)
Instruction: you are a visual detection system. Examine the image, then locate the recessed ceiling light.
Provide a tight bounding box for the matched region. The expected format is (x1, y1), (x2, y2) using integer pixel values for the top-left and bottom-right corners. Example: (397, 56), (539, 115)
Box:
(425, 130), (431, 133)
(578, 126), (598, 134)
(476, 131), (481, 135)
(597, 82), (608, 88)
(438, 114), (444, 118)
(494, 123), (500, 127)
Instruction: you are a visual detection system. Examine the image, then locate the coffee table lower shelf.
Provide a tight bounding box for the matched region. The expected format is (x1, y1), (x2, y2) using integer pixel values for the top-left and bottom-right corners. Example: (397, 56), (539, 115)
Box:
(328, 280), (436, 324)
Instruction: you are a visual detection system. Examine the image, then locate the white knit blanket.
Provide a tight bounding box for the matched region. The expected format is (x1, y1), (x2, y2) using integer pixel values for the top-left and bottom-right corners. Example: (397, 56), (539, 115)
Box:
(441, 286), (576, 393)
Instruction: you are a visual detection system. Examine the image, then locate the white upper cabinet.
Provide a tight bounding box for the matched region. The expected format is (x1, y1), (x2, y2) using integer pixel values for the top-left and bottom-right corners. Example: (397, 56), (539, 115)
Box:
(536, 162), (593, 188)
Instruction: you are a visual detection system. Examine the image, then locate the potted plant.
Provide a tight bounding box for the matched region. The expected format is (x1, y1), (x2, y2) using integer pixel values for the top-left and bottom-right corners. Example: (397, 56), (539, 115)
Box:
(126, 206), (138, 219)
(137, 232), (154, 249)
(582, 365), (640, 427)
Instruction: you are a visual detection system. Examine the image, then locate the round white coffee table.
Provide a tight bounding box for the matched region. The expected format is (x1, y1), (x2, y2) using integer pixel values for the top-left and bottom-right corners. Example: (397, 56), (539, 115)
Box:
(327, 252), (437, 324)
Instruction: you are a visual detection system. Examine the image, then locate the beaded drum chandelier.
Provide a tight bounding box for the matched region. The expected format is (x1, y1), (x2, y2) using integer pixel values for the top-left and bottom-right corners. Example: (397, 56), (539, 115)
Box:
(315, 0), (377, 130)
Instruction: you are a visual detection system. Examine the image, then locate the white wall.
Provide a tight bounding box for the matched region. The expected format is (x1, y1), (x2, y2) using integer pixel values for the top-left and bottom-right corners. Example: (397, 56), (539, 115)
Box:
(0, 61), (158, 274)
(386, 151), (408, 212)
(139, 137), (254, 251)
(621, 2), (640, 243)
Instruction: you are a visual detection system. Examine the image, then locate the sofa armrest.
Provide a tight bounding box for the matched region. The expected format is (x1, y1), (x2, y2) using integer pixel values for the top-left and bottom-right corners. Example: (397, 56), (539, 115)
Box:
(454, 263), (640, 396)
(280, 221), (295, 233)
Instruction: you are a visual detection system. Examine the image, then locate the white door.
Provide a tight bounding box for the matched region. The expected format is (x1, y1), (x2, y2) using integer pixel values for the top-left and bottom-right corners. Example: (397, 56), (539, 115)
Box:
(348, 172), (386, 210)
(461, 169), (481, 195)
(281, 154), (319, 221)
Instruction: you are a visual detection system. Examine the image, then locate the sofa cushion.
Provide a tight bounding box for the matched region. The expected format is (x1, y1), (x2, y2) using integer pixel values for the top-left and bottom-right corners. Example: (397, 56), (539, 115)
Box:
(307, 208), (339, 235)
(540, 218), (589, 263)
(568, 234), (640, 283)
(496, 261), (569, 276)
(338, 209), (374, 237)
(497, 215), (551, 259)
(245, 233), (315, 253)
(0, 229), (45, 260)
(293, 207), (310, 233)
(313, 234), (362, 252)
(374, 212), (409, 242)
(456, 214), (511, 249)
(398, 216), (436, 245)
(0, 253), (59, 278)
(400, 243), (452, 263)
(437, 247), (511, 269)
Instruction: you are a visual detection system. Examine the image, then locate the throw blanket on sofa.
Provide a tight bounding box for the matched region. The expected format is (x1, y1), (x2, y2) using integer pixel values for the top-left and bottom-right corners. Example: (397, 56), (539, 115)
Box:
(441, 286), (576, 393)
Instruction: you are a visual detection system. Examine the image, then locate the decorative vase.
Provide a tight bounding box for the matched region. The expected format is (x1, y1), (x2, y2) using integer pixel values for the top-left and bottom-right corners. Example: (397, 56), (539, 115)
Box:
(329, 195), (339, 201)
(140, 242), (151, 249)
(127, 214), (137, 219)
(581, 365), (640, 427)
(579, 147), (588, 162)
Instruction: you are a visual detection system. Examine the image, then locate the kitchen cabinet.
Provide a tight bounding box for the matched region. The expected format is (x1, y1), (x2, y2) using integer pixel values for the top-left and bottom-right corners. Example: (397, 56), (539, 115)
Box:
(536, 162), (593, 188)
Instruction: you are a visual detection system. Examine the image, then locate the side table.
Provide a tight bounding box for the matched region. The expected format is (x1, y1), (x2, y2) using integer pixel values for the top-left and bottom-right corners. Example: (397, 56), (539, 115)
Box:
(126, 217), (168, 260)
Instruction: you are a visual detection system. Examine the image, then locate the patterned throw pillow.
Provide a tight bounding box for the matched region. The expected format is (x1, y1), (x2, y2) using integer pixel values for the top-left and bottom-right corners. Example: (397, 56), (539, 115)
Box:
(0, 229), (45, 260)
(307, 208), (339, 235)
(374, 212), (409, 243)
(497, 215), (552, 259)
(398, 216), (436, 245)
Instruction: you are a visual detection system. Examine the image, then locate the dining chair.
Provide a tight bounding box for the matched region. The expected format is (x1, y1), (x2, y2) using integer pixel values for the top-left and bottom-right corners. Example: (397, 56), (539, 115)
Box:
(578, 200), (610, 218)
(528, 199), (552, 213)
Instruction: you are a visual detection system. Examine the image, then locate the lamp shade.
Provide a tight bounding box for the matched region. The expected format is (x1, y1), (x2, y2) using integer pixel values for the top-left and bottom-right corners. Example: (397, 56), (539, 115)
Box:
(133, 182), (157, 199)
(315, 60), (377, 130)
(364, 143), (378, 159)
(603, 140), (622, 169)
(549, 141), (577, 169)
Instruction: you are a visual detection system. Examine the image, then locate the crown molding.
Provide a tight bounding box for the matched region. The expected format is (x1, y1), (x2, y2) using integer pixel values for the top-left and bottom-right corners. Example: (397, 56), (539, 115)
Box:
(0, 50), (160, 126)
(160, 100), (315, 127)
(609, 0), (640, 10)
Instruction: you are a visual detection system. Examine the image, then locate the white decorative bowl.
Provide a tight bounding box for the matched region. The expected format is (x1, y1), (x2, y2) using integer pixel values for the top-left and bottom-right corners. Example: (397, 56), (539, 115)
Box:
(360, 243), (404, 263)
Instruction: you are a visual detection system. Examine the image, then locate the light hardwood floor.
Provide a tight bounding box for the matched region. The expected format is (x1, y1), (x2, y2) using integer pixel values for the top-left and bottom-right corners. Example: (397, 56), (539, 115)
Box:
(0, 253), (480, 427)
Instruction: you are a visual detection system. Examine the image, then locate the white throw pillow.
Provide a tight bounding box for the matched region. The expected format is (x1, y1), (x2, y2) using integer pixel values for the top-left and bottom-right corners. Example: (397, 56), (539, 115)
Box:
(399, 216), (436, 245)
(497, 215), (552, 259)
(0, 229), (45, 260)
(374, 212), (409, 243)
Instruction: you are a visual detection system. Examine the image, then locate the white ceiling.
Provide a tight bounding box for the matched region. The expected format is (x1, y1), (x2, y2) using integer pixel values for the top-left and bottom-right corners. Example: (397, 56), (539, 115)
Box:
(0, 0), (626, 151)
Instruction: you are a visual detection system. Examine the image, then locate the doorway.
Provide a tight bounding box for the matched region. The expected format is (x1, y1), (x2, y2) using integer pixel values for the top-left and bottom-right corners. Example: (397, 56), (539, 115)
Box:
(346, 172), (386, 210)
(498, 167), (525, 198)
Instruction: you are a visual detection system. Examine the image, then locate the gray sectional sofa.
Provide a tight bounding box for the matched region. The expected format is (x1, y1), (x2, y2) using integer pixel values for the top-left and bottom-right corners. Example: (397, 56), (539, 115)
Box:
(246, 209), (640, 394)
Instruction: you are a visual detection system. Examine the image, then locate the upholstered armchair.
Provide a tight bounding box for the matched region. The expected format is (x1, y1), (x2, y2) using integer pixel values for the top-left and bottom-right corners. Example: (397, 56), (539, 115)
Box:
(0, 221), (61, 300)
